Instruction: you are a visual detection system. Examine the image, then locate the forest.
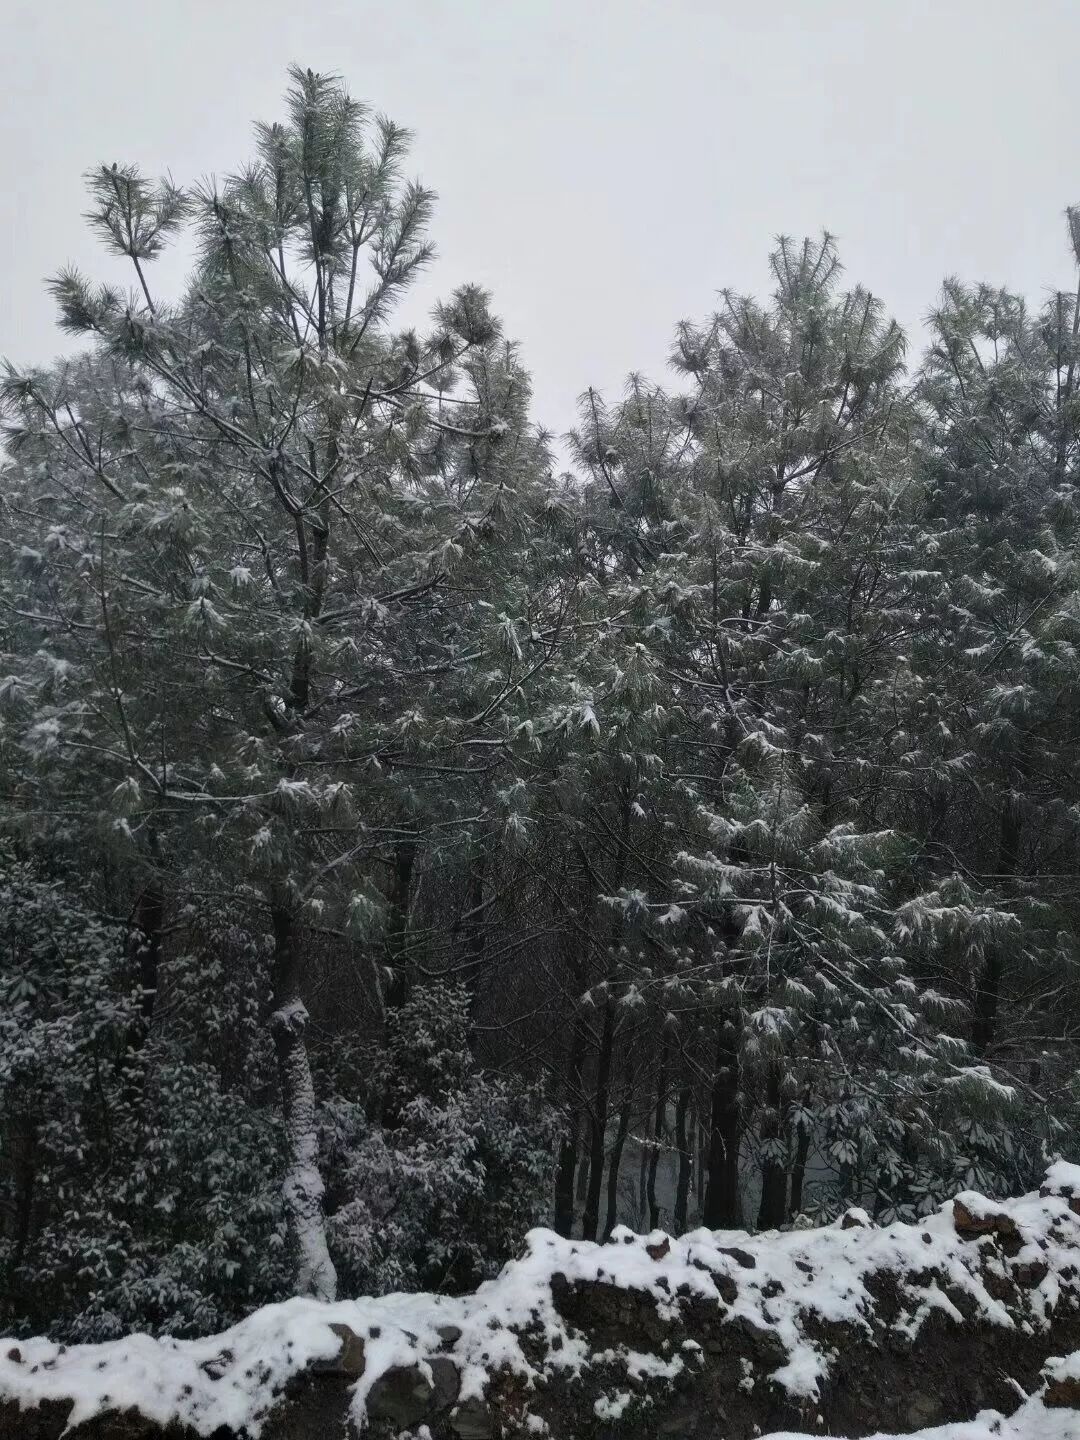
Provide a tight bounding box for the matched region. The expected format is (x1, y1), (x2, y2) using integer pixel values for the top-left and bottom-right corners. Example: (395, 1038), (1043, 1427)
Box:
(0, 66), (1078, 1344)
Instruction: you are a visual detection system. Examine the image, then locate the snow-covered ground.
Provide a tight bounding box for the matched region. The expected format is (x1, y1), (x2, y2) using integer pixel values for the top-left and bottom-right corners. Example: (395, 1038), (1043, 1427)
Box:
(2, 1163), (1079, 1437)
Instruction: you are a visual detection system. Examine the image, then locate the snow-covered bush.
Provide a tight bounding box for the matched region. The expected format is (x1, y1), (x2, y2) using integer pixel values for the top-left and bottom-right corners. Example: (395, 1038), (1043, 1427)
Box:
(0, 859), (289, 1339)
(23, 1060), (289, 1340)
(322, 984), (556, 1296)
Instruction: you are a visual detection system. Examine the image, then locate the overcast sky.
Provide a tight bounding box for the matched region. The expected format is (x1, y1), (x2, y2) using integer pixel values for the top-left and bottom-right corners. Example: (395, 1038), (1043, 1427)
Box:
(3, 0), (1080, 436)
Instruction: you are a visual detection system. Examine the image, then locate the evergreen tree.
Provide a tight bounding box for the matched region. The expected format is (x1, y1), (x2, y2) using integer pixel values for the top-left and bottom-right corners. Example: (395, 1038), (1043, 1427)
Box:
(0, 67), (557, 1301)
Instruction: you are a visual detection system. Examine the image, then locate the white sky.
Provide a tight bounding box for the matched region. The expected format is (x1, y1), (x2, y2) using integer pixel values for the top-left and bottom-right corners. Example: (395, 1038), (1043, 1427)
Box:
(3, 0), (1080, 436)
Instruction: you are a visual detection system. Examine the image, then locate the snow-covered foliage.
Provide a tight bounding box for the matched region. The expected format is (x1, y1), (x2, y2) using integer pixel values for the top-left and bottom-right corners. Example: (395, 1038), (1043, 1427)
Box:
(0, 65), (573, 1305)
(322, 983), (556, 1297)
(0, 867), (553, 1341)
(0, 863), (289, 1340)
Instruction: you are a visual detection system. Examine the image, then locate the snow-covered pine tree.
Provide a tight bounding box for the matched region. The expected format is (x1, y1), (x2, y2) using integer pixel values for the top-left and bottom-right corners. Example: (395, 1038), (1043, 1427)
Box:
(899, 214), (1080, 1195)
(0, 67), (563, 1300)
(564, 236), (1027, 1225)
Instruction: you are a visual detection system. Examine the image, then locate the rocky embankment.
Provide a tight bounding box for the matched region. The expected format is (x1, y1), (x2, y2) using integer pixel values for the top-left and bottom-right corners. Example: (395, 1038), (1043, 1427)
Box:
(4, 1162), (1080, 1440)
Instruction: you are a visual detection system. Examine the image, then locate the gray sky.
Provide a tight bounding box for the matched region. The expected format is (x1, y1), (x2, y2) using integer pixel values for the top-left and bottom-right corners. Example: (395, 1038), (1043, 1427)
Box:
(3, 0), (1080, 436)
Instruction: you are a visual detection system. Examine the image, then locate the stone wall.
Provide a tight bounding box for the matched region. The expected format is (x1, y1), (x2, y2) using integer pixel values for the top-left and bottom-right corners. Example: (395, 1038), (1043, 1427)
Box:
(3, 1170), (1080, 1440)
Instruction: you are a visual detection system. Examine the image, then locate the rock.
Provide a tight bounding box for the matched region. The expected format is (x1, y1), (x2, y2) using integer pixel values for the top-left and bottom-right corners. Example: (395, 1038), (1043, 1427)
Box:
(366, 1357), (459, 1427)
(1044, 1375), (1080, 1409)
(4, 1350), (20, 1365)
(656, 1404), (699, 1433)
(324, 1324), (365, 1377)
(714, 1314), (788, 1369)
(438, 1324), (464, 1347)
(367, 1364), (437, 1428)
(953, 1198), (1018, 1241)
(905, 1394), (943, 1427)
(199, 1349), (233, 1381)
(431, 1357), (462, 1409)
(982, 1268), (1015, 1303)
(841, 1207), (871, 1230)
(1013, 1259), (1049, 1288)
(451, 1395), (496, 1438)
(718, 1246), (756, 1270)
(645, 1232), (671, 1261)
(689, 1261), (737, 1304)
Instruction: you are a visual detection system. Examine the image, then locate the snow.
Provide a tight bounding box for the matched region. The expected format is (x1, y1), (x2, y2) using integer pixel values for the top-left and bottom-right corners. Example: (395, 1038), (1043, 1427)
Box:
(0, 1304), (346, 1434)
(1, 1173), (1078, 1436)
(954, 1188), (1013, 1222)
(762, 1381), (1080, 1440)
(1043, 1160), (1080, 1194)
(593, 1389), (632, 1420)
(271, 1008), (338, 1305)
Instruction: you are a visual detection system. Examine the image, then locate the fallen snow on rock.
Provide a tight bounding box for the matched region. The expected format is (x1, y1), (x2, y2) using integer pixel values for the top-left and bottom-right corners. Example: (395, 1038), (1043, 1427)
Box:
(1, 1163), (1079, 1436)
(764, 1361), (1080, 1439)
(761, 1336), (1080, 1438)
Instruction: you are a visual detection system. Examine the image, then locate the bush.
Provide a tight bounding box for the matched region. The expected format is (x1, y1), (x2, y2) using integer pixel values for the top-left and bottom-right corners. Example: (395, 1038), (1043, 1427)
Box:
(0, 861), (290, 1339)
(322, 983), (556, 1296)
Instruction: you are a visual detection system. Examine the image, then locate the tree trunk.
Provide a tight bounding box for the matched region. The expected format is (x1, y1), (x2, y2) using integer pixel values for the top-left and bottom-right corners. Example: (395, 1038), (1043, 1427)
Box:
(575, 1145), (590, 1204)
(703, 1019), (741, 1228)
(637, 1131), (648, 1231)
(462, 855), (488, 1054)
(581, 995), (615, 1241)
(582, 796), (631, 1241)
(554, 889), (591, 1238)
(972, 797), (1022, 1055)
(646, 1042), (667, 1230)
(757, 1063), (788, 1230)
(788, 1088), (813, 1220)
(698, 1118), (708, 1211)
(554, 1121), (579, 1238)
(554, 1018), (584, 1240)
(383, 839), (417, 1012)
(603, 1093), (632, 1240)
(119, 877), (164, 1101)
(270, 902), (337, 1302)
(674, 1084), (692, 1233)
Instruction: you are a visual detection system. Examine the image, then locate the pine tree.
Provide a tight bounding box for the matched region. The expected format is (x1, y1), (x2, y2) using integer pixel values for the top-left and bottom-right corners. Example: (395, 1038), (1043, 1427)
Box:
(0, 67), (558, 1300)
